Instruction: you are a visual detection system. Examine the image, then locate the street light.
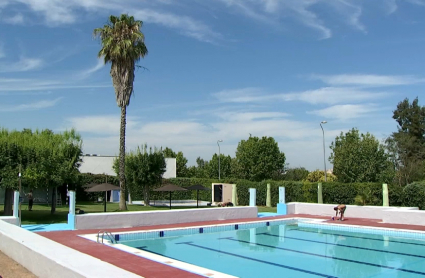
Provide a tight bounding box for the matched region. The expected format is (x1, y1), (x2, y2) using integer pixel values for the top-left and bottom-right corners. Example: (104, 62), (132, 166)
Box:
(217, 140), (223, 180)
(320, 121), (327, 182)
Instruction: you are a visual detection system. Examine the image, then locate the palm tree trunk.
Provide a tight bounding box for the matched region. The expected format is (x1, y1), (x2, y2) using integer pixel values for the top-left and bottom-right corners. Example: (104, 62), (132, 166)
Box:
(119, 105), (128, 210)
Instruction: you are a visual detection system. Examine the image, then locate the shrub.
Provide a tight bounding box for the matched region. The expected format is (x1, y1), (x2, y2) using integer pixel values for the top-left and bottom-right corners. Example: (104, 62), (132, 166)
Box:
(402, 181), (425, 209)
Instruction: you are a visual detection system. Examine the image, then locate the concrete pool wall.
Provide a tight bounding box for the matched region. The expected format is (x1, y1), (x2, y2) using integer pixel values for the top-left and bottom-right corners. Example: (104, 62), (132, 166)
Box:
(0, 219), (142, 278)
(75, 206), (258, 230)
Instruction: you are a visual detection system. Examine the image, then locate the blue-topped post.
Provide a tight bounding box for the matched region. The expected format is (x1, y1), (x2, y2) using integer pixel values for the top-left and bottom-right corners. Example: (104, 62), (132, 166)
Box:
(68, 190), (76, 230)
(277, 187), (287, 215)
(249, 188), (256, 206)
(13, 191), (19, 225)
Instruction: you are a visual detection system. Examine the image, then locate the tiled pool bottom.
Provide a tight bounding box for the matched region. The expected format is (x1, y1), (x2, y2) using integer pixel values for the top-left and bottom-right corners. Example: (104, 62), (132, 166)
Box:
(81, 219), (425, 278)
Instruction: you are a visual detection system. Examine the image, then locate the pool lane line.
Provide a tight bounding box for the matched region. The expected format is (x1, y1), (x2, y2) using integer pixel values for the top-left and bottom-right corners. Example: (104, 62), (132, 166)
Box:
(258, 232), (425, 259)
(288, 227), (425, 247)
(221, 237), (425, 276)
(175, 241), (337, 278)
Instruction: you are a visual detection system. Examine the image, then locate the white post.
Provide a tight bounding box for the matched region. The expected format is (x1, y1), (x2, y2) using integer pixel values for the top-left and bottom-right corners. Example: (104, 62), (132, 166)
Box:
(232, 184), (237, 206)
(69, 190), (76, 214)
(13, 191), (19, 218)
(68, 190), (76, 230)
(279, 187), (286, 204)
(249, 188), (256, 206)
(383, 183), (389, 207)
(266, 183), (271, 207)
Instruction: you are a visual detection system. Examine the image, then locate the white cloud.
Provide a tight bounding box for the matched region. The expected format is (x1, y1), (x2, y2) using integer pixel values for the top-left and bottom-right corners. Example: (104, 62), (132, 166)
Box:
(4, 13), (24, 24)
(3, 0), (223, 43)
(0, 78), (109, 92)
(282, 87), (388, 105)
(213, 86), (388, 105)
(218, 0), (332, 39)
(0, 57), (43, 72)
(78, 59), (105, 79)
(215, 111), (289, 121)
(285, 0), (332, 39)
(308, 104), (381, 121)
(0, 98), (62, 112)
(61, 112), (324, 167)
(312, 74), (425, 86)
(133, 9), (223, 43)
(213, 87), (275, 103)
(63, 115), (139, 135)
(406, 0), (425, 6)
(385, 0), (398, 14)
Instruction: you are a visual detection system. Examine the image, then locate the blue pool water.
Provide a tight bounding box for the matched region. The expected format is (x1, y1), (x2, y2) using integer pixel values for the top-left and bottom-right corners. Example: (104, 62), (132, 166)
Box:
(119, 223), (425, 278)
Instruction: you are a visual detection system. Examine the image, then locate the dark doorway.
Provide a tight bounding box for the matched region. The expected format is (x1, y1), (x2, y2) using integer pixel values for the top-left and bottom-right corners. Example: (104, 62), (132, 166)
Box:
(214, 184), (223, 202)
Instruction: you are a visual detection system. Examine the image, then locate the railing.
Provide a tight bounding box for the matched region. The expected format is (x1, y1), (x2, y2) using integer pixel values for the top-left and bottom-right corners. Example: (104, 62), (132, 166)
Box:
(97, 230), (116, 244)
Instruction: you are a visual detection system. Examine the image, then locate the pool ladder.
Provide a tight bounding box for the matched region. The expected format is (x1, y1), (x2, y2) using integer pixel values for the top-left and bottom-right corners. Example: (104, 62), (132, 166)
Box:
(97, 230), (116, 244)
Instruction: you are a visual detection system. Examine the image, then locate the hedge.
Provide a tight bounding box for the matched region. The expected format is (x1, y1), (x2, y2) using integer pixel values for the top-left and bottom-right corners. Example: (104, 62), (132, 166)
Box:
(75, 174), (423, 209)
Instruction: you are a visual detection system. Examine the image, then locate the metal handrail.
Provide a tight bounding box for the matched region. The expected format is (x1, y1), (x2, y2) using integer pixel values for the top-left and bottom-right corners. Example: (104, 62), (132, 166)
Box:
(97, 230), (116, 244)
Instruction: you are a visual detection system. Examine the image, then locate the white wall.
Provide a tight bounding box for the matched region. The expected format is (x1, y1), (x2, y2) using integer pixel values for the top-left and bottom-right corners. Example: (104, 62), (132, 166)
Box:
(287, 202), (418, 221)
(76, 207), (258, 230)
(0, 216), (18, 225)
(163, 158), (176, 179)
(79, 156), (117, 176)
(0, 220), (141, 278)
(382, 208), (425, 226)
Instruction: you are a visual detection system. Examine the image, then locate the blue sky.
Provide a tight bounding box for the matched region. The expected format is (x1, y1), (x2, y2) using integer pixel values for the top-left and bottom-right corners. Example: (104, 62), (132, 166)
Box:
(1, 0), (425, 171)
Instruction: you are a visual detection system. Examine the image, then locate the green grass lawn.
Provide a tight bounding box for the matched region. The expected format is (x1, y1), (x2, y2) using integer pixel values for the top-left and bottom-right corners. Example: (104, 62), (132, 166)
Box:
(1, 202), (277, 224)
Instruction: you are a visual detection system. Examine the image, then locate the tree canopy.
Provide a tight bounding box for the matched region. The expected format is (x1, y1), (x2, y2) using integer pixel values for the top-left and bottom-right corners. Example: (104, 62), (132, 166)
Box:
(114, 145), (166, 206)
(234, 136), (286, 181)
(304, 169), (337, 182)
(386, 97), (425, 185)
(283, 167), (310, 181)
(330, 128), (392, 183)
(0, 128), (82, 215)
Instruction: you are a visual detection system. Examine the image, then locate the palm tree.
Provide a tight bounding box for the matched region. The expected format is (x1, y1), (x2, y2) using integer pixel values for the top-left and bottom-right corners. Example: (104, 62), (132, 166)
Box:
(94, 14), (148, 210)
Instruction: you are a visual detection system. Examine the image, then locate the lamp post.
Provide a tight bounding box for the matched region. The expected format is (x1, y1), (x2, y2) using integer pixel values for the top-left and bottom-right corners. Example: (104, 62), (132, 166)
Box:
(217, 140), (223, 180)
(320, 121), (327, 182)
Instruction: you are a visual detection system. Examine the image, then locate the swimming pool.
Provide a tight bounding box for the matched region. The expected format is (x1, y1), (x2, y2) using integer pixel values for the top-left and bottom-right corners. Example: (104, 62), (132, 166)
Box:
(83, 219), (425, 278)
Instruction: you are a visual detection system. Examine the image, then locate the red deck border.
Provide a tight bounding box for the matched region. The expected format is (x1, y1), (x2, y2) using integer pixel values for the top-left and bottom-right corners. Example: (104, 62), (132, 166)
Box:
(38, 214), (425, 277)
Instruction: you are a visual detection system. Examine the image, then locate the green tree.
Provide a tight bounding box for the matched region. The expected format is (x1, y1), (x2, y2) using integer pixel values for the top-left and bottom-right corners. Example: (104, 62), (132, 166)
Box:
(330, 128), (392, 183)
(234, 136), (286, 181)
(24, 129), (82, 214)
(186, 157), (211, 178)
(162, 147), (189, 177)
(207, 153), (232, 179)
(283, 167), (310, 181)
(114, 145), (166, 206)
(386, 97), (425, 185)
(304, 169), (337, 182)
(94, 14), (148, 210)
(0, 128), (82, 215)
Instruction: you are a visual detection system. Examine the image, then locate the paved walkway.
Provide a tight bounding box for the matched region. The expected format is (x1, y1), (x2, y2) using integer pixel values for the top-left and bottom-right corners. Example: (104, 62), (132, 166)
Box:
(0, 250), (36, 278)
(38, 214), (425, 278)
